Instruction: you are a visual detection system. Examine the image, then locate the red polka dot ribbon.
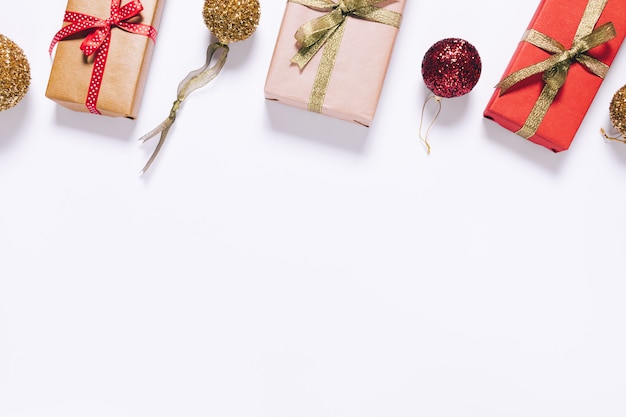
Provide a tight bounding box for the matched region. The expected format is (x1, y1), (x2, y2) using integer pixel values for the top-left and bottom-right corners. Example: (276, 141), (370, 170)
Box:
(49, 0), (158, 115)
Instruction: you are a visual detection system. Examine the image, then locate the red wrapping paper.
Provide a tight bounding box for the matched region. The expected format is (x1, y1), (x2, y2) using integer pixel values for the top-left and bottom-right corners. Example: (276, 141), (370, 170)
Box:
(484, 0), (626, 152)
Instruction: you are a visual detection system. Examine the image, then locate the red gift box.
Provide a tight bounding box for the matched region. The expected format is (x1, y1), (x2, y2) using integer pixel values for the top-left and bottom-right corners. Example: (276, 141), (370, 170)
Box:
(484, 0), (626, 152)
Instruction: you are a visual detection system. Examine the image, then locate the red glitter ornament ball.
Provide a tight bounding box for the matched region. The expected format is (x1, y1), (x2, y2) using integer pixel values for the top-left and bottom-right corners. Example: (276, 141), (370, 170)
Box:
(421, 38), (481, 98)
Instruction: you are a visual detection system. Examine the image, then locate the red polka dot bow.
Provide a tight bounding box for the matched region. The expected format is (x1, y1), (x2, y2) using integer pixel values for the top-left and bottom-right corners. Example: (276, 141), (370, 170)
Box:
(49, 0), (158, 114)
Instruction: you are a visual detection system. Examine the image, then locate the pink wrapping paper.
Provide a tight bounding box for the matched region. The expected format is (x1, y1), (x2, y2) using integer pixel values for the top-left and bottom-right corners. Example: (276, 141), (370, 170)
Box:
(264, 0), (406, 127)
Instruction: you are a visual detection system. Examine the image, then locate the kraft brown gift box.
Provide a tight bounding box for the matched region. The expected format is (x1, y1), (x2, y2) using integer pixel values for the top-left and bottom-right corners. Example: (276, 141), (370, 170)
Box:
(264, 0), (406, 127)
(45, 0), (165, 119)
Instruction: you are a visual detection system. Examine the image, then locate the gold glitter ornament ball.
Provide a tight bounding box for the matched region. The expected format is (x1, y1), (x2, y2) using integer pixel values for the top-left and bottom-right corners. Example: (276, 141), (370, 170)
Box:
(609, 84), (626, 137)
(203, 0), (260, 44)
(0, 34), (30, 112)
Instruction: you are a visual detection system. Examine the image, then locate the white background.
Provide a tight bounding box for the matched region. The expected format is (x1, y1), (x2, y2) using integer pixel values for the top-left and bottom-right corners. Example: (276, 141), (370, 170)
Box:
(1, 0), (626, 416)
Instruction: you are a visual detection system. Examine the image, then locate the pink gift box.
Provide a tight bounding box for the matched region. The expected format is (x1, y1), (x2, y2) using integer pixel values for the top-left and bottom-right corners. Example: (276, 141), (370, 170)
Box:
(264, 0), (406, 127)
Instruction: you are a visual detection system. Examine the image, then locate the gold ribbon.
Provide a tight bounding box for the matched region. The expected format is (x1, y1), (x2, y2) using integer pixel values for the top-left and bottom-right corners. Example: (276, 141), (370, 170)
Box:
(288, 0), (401, 113)
(138, 42), (229, 174)
(496, 0), (616, 139)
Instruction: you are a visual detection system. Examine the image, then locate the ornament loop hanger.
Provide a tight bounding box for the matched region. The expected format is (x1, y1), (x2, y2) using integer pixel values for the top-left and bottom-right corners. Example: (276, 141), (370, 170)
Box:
(418, 95), (442, 154)
(601, 129), (626, 143)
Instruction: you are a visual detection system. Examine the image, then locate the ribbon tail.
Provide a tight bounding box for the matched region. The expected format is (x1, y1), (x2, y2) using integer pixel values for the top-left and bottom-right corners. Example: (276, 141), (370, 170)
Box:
(81, 27), (110, 56)
(138, 42), (229, 174)
(515, 80), (561, 139)
(295, 10), (344, 46)
(291, 25), (338, 70)
(576, 54), (609, 78)
(292, 34), (329, 69)
(138, 112), (175, 175)
(138, 114), (174, 144)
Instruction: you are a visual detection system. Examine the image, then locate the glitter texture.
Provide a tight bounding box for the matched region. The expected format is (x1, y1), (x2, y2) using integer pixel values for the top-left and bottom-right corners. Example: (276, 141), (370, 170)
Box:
(421, 38), (481, 98)
(609, 84), (626, 136)
(0, 34), (30, 111)
(203, 0), (260, 44)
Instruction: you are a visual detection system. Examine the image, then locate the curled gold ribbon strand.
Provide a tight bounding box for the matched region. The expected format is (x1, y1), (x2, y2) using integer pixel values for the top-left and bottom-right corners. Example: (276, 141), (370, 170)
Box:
(138, 42), (229, 175)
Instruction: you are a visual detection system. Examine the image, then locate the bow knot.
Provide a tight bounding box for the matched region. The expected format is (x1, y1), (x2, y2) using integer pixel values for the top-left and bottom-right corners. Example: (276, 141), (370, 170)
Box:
(106, 10), (124, 26)
(81, 1), (144, 56)
(568, 43), (584, 59)
(564, 48), (579, 61)
(337, 0), (350, 15)
(289, 0), (402, 70)
(50, 0), (147, 57)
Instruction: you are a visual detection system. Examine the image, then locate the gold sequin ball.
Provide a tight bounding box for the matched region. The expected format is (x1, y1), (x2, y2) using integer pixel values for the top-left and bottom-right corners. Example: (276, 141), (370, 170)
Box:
(203, 0), (260, 44)
(609, 84), (626, 137)
(0, 34), (30, 112)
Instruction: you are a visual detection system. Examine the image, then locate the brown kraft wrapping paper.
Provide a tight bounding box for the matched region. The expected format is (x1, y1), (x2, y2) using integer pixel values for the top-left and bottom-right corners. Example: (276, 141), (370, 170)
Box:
(264, 0), (406, 127)
(45, 0), (165, 119)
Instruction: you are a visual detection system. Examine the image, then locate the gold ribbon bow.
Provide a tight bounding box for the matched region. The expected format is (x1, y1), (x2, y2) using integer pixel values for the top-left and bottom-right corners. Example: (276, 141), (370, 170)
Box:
(288, 0), (401, 113)
(497, 0), (616, 139)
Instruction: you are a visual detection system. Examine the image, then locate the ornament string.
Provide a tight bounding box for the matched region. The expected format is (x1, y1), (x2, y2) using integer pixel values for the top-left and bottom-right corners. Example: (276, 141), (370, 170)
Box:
(138, 42), (229, 174)
(496, 0), (615, 139)
(288, 0), (401, 113)
(418, 95), (441, 154)
(48, 0), (157, 115)
(600, 128), (625, 143)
